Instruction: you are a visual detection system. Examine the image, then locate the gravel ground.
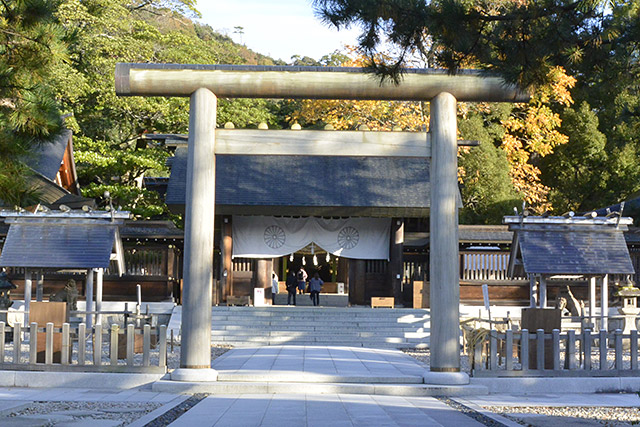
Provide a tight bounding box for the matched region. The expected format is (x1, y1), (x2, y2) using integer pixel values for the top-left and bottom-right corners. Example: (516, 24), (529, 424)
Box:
(402, 348), (472, 373)
(166, 344), (231, 370)
(437, 397), (508, 426)
(4, 401), (163, 426)
(484, 406), (640, 426)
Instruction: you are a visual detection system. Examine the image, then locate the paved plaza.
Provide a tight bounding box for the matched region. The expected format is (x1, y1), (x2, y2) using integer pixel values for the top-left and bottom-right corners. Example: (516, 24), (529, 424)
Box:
(0, 345), (639, 425)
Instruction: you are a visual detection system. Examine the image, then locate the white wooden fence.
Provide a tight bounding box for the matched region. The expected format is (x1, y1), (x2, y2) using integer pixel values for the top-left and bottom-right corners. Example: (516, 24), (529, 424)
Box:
(472, 328), (640, 377)
(0, 322), (167, 373)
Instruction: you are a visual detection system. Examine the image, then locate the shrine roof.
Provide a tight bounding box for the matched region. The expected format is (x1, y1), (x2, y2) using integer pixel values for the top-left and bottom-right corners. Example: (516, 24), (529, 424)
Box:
(165, 147), (444, 217)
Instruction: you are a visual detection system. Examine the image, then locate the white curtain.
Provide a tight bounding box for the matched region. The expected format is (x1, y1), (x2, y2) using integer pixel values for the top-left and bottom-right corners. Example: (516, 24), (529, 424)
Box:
(232, 216), (390, 260)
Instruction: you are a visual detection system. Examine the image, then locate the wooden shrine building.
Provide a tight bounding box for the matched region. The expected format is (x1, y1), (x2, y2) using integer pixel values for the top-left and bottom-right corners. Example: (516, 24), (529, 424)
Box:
(505, 213), (636, 331)
(0, 209), (129, 328)
(163, 130), (455, 306)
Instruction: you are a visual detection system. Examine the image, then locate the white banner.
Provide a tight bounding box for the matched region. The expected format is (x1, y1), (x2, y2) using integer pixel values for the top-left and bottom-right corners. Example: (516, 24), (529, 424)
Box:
(232, 216), (390, 260)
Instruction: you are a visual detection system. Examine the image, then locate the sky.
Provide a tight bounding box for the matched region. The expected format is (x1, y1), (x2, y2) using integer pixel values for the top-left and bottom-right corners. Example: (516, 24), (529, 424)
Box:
(196, 0), (362, 63)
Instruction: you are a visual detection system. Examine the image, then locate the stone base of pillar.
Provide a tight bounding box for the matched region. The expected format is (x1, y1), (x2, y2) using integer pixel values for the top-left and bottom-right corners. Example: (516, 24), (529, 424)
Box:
(171, 368), (219, 382)
(423, 371), (469, 385)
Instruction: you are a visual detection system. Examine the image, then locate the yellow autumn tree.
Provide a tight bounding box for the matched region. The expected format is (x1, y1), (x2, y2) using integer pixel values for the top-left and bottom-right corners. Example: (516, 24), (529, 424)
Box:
(501, 66), (576, 212)
(288, 50), (429, 131)
(290, 50), (575, 217)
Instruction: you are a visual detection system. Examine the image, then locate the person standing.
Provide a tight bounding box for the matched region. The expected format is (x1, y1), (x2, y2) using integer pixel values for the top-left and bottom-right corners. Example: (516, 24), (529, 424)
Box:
(271, 271), (279, 305)
(285, 270), (297, 305)
(309, 272), (323, 306)
(297, 267), (308, 294)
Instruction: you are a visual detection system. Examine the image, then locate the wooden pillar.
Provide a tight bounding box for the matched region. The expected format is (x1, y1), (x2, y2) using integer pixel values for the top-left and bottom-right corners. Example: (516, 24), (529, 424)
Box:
(348, 259), (366, 305)
(220, 216), (233, 300)
(180, 87), (216, 371)
(539, 275), (547, 308)
(390, 218), (404, 306)
(96, 268), (103, 325)
(24, 270), (32, 327)
(589, 276), (597, 329)
(529, 275), (538, 308)
(167, 246), (176, 301)
(85, 269), (94, 330)
(429, 92), (461, 373)
(35, 271), (44, 302)
(254, 259), (271, 289)
(601, 274), (609, 332)
(337, 257), (348, 285)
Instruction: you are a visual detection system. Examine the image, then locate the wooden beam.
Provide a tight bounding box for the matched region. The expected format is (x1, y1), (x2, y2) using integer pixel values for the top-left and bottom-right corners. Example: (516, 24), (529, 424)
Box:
(159, 132), (475, 152)
(116, 64), (530, 103)
(213, 130), (429, 157)
(159, 130), (487, 157)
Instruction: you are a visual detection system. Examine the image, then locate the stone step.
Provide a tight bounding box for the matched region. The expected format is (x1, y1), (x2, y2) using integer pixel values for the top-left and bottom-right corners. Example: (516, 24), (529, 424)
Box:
(212, 337), (429, 348)
(213, 328), (430, 336)
(210, 333), (430, 342)
(170, 305), (433, 349)
(152, 380), (483, 396)
(210, 320), (430, 327)
(212, 307), (429, 313)
(215, 324), (428, 331)
(212, 339), (429, 349)
(211, 314), (430, 324)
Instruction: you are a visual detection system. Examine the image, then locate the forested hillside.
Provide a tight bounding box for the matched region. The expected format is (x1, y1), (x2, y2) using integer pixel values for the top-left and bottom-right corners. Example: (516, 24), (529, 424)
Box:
(2, 0), (639, 225)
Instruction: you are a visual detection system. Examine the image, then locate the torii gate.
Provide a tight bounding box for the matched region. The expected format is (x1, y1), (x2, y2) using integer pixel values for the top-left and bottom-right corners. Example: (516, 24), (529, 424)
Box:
(116, 64), (528, 384)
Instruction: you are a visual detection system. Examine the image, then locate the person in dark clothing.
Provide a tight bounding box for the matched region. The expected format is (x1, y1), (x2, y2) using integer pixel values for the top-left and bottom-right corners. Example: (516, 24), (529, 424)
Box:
(297, 267), (308, 294)
(285, 270), (297, 305)
(309, 272), (323, 306)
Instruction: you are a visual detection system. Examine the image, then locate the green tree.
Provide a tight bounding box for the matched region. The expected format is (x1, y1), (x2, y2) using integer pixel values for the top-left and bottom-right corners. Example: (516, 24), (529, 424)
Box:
(54, 0), (282, 218)
(458, 105), (520, 224)
(541, 102), (608, 213)
(564, 1), (640, 210)
(0, 0), (69, 206)
(312, 0), (613, 88)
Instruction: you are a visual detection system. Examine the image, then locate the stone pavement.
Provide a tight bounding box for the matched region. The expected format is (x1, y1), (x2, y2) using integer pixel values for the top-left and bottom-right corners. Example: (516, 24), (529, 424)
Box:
(2, 387), (640, 426)
(1, 345), (640, 425)
(213, 345), (425, 382)
(153, 345), (485, 395)
(167, 393), (486, 427)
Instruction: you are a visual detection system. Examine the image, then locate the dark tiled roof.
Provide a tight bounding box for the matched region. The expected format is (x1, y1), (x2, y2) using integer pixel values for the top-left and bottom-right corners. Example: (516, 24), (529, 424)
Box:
(518, 226), (634, 275)
(0, 223), (116, 269)
(166, 148), (433, 217)
(459, 225), (512, 243)
(119, 220), (183, 239)
(25, 129), (72, 181)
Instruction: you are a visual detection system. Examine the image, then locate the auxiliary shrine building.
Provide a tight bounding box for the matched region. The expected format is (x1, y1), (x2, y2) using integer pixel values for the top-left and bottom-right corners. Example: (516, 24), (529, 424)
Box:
(163, 129), (442, 306)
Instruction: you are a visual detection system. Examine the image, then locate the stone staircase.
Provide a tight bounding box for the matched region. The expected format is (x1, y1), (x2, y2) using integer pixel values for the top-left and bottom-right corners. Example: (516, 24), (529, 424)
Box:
(168, 306), (431, 349)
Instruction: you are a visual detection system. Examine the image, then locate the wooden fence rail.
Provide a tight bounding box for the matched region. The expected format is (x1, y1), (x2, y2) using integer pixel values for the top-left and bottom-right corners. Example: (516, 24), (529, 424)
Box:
(0, 321), (166, 373)
(472, 328), (640, 377)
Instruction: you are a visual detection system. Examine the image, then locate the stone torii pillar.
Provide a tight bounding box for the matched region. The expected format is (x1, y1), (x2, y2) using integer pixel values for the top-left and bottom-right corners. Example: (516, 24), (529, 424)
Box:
(424, 92), (466, 383)
(172, 88), (218, 381)
(115, 63), (528, 384)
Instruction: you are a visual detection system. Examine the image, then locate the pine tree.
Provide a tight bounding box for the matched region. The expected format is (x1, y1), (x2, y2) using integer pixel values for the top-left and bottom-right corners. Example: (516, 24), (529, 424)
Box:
(0, 0), (68, 206)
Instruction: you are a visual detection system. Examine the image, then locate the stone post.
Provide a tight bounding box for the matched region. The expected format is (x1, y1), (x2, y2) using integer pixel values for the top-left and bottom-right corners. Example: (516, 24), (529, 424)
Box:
(425, 92), (468, 385)
(85, 269), (94, 330)
(24, 270), (32, 327)
(36, 271), (44, 302)
(220, 216), (233, 301)
(601, 274), (609, 332)
(390, 218), (404, 305)
(96, 268), (103, 325)
(174, 87), (218, 381)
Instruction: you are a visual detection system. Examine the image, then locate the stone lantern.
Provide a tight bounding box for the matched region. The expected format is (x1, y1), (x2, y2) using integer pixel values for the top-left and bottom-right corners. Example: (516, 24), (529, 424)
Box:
(615, 276), (640, 335)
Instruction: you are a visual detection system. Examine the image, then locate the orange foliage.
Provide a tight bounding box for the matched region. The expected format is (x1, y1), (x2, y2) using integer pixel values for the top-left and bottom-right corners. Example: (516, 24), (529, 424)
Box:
(501, 66), (576, 211)
(289, 48), (429, 131)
